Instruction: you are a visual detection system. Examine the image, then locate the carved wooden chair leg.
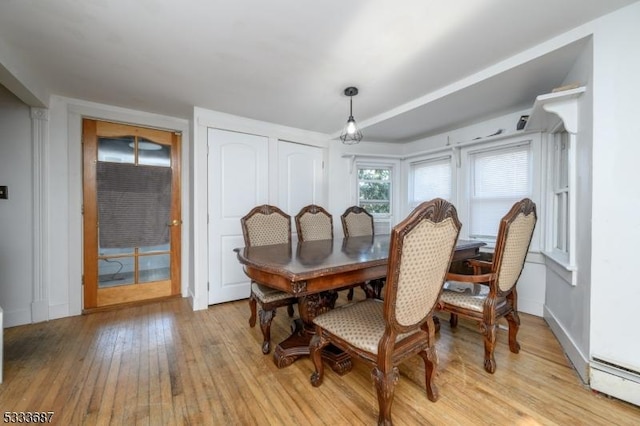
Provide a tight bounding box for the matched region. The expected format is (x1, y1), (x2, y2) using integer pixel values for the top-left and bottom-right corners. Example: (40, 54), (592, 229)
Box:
(258, 308), (276, 354)
(417, 347), (439, 402)
(449, 312), (458, 327)
(310, 333), (329, 387)
(370, 278), (385, 299)
(506, 291), (520, 353)
(506, 310), (521, 353)
(482, 320), (498, 373)
(372, 366), (399, 426)
(287, 304), (295, 317)
(248, 296), (258, 327)
(358, 282), (373, 299)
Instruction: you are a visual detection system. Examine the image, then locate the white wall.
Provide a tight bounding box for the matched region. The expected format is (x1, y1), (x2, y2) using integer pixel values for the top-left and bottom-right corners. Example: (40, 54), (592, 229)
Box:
(590, 2), (640, 372)
(0, 85), (33, 326)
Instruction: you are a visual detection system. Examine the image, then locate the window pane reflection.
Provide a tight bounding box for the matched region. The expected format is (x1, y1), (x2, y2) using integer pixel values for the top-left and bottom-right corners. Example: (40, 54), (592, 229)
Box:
(139, 243), (170, 253)
(98, 136), (135, 164)
(99, 257), (134, 287)
(139, 254), (170, 283)
(138, 137), (171, 167)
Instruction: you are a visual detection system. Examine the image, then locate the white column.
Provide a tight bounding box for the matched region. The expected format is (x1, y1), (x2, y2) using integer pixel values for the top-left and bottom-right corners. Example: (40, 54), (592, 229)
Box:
(31, 107), (49, 322)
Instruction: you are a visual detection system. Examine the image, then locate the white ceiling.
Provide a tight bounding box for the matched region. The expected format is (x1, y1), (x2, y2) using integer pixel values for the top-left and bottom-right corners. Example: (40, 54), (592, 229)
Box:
(0, 0), (636, 142)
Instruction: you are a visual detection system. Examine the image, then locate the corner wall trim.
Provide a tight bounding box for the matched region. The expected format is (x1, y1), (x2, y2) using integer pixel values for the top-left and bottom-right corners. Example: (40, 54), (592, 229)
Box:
(30, 107), (50, 323)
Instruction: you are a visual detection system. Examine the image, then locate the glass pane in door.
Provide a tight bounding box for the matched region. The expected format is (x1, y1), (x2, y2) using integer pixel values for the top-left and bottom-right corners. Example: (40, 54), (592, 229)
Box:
(138, 137), (171, 166)
(96, 134), (172, 289)
(98, 136), (135, 163)
(99, 256), (135, 287)
(139, 254), (170, 283)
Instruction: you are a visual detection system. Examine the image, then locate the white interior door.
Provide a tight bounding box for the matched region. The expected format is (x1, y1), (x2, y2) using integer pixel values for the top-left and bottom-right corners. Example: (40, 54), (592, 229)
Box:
(207, 128), (268, 304)
(278, 140), (325, 237)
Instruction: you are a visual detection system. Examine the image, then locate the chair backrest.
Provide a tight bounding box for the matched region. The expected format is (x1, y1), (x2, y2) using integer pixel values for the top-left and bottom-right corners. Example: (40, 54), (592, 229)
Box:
(241, 205), (291, 247)
(341, 206), (374, 237)
(295, 204), (333, 241)
(492, 198), (537, 293)
(384, 198), (461, 330)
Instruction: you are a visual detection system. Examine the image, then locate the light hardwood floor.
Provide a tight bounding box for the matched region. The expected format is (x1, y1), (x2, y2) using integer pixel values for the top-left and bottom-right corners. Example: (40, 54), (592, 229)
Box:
(1, 294), (639, 425)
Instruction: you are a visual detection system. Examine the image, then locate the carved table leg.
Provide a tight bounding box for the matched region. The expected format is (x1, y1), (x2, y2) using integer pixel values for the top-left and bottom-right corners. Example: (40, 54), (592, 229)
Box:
(272, 291), (352, 374)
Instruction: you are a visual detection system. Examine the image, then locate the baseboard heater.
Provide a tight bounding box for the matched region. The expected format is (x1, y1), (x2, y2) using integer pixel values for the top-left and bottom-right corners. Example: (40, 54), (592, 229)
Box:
(590, 357), (640, 406)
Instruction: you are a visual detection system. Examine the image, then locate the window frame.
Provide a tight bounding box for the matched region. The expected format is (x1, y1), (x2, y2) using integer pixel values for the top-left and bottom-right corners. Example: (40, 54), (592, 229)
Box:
(355, 163), (393, 218)
(551, 130), (570, 254)
(542, 124), (577, 285)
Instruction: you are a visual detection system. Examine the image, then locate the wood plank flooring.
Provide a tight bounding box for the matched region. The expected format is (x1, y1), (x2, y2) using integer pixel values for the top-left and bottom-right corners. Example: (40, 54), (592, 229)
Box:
(1, 294), (639, 425)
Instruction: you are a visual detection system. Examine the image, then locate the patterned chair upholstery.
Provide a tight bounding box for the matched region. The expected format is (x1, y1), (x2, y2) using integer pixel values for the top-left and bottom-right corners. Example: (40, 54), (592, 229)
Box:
(341, 206), (385, 300)
(295, 204), (333, 241)
(241, 205), (297, 354)
(341, 206), (374, 237)
(439, 198), (537, 373)
(309, 199), (461, 425)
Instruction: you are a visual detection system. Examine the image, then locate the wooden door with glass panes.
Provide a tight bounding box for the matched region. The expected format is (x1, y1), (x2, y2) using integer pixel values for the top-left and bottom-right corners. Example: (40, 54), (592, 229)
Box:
(82, 119), (181, 309)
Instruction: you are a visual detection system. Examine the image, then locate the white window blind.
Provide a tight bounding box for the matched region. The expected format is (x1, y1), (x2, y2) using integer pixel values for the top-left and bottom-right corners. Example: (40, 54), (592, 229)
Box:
(410, 156), (451, 207)
(469, 143), (531, 240)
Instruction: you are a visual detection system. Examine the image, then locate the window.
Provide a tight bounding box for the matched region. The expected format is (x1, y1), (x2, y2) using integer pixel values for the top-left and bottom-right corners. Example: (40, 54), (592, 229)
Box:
(468, 143), (532, 241)
(357, 166), (391, 216)
(545, 128), (575, 278)
(410, 155), (452, 207)
(551, 131), (570, 253)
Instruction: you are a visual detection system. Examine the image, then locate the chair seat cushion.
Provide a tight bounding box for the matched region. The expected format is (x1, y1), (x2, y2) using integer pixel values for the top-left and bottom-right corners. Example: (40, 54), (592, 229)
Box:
(440, 283), (506, 312)
(313, 299), (419, 354)
(252, 282), (295, 303)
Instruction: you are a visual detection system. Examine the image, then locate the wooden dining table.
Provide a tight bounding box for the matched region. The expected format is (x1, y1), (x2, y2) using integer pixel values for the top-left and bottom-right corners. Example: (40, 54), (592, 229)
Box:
(235, 234), (485, 372)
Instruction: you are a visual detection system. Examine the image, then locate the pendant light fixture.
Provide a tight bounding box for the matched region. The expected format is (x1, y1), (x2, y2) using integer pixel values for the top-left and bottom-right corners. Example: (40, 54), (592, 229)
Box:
(339, 86), (363, 144)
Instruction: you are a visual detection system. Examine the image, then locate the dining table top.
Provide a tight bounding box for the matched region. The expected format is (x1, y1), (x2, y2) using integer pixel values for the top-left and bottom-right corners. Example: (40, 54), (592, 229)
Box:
(234, 234), (485, 285)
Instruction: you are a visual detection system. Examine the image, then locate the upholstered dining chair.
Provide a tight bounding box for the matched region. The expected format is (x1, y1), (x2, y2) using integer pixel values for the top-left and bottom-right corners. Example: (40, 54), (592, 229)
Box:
(309, 199), (462, 425)
(296, 204), (362, 301)
(341, 205), (374, 237)
(341, 206), (384, 300)
(294, 204), (333, 242)
(241, 205), (297, 354)
(438, 198), (537, 374)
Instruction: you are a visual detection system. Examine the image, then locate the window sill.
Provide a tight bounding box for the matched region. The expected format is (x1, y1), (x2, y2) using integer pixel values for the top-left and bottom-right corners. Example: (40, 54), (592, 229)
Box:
(542, 250), (577, 286)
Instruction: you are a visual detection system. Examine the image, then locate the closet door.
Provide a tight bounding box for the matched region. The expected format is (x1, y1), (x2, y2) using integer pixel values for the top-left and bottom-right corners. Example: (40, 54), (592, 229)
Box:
(277, 140), (325, 239)
(207, 128), (268, 304)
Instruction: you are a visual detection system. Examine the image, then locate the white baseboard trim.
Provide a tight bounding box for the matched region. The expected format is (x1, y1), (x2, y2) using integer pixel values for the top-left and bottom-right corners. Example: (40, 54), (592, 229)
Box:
(543, 305), (590, 383)
(3, 307), (32, 328)
(190, 291), (208, 311)
(49, 303), (71, 320)
(31, 300), (49, 323)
